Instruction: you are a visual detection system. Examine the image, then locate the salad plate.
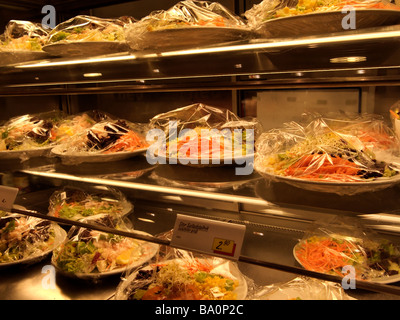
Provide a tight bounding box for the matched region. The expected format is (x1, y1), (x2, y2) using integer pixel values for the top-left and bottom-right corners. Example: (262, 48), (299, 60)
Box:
(115, 258), (248, 300)
(130, 26), (255, 51)
(51, 145), (148, 164)
(42, 41), (129, 57)
(155, 151), (254, 167)
(48, 186), (134, 221)
(0, 146), (53, 160)
(52, 230), (159, 279)
(255, 9), (400, 38)
(258, 284), (355, 300)
(152, 163), (260, 191)
(258, 169), (400, 195)
(253, 277), (355, 300)
(0, 222), (67, 268)
(0, 51), (50, 67)
(293, 238), (400, 284)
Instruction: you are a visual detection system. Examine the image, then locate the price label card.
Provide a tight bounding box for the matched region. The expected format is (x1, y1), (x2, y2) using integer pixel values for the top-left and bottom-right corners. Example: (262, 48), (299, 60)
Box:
(0, 186), (19, 211)
(212, 238), (236, 257)
(171, 214), (246, 260)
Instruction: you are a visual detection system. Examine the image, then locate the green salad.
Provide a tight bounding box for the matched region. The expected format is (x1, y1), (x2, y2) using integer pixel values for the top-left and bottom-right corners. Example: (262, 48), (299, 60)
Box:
(0, 214), (56, 263)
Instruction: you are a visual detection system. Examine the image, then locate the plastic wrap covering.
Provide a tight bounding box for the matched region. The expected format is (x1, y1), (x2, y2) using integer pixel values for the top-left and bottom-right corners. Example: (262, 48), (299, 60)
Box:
(52, 111), (98, 144)
(245, 0), (400, 26)
(254, 113), (400, 195)
(293, 216), (400, 283)
(390, 100), (400, 142)
(0, 111), (64, 161)
(51, 214), (159, 279)
(47, 15), (126, 44)
(48, 186), (133, 221)
(0, 212), (66, 266)
(0, 20), (50, 66)
(244, 0), (400, 38)
(250, 276), (354, 300)
(115, 248), (248, 300)
(148, 103), (260, 167)
(43, 15), (132, 57)
(125, 0), (251, 51)
(51, 118), (150, 164)
(0, 20), (48, 52)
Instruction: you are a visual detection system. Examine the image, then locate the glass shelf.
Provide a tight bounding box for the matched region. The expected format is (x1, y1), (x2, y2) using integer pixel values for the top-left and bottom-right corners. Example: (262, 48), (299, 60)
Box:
(3, 23), (400, 300)
(2, 25), (400, 95)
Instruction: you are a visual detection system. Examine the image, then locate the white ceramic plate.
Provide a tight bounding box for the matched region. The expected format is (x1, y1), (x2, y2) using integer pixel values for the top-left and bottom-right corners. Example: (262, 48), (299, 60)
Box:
(255, 9), (400, 38)
(127, 26), (255, 51)
(0, 146), (52, 160)
(255, 165), (400, 195)
(51, 145), (148, 164)
(42, 41), (129, 57)
(155, 151), (255, 168)
(255, 278), (356, 300)
(0, 50), (49, 67)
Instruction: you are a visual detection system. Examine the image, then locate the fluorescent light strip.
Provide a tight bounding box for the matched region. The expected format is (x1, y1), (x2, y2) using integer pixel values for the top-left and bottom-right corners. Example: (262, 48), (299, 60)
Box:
(21, 169), (271, 206)
(16, 54), (137, 68)
(6, 65), (400, 88)
(156, 30), (400, 57)
(15, 30), (400, 68)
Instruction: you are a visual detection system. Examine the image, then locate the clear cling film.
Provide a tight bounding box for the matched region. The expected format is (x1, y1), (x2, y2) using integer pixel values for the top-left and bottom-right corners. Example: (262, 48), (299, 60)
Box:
(0, 111), (64, 155)
(124, 0), (253, 51)
(115, 247), (249, 300)
(292, 216), (400, 283)
(50, 115), (150, 165)
(51, 214), (159, 279)
(148, 103), (261, 164)
(0, 20), (48, 52)
(47, 186), (133, 221)
(0, 212), (66, 266)
(46, 15), (129, 44)
(254, 112), (400, 195)
(250, 276), (354, 300)
(244, 0), (400, 27)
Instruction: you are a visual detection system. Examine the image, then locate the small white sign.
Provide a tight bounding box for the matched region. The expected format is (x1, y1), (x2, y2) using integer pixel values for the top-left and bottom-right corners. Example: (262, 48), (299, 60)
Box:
(171, 214), (246, 260)
(0, 186), (19, 211)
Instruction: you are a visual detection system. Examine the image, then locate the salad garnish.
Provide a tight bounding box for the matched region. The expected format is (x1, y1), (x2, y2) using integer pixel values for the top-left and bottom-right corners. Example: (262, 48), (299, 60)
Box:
(48, 15), (125, 44)
(0, 114), (57, 151)
(52, 215), (146, 275)
(0, 214), (57, 263)
(255, 114), (400, 183)
(124, 259), (240, 300)
(295, 235), (400, 280)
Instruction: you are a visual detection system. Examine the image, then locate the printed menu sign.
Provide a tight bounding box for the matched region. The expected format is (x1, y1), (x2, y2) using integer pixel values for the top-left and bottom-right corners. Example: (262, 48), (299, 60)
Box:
(0, 186), (19, 211)
(171, 214), (246, 260)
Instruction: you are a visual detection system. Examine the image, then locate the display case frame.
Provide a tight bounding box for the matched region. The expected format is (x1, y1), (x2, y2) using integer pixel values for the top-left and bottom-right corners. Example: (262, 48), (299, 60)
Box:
(2, 24), (400, 300)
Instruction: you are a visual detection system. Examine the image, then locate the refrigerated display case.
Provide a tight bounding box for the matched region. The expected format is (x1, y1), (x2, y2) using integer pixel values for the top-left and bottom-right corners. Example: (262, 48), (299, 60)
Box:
(2, 0), (400, 301)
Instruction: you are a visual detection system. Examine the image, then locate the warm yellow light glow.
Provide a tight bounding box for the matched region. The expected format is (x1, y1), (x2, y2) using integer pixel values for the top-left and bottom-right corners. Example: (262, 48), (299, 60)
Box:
(330, 56), (367, 63)
(16, 54), (137, 68)
(83, 72), (103, 77)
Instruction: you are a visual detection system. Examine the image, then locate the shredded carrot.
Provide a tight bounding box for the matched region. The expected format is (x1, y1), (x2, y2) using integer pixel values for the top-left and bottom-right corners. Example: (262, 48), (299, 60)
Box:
(198, 17), (225, 27)
(103, 131), (148, 154)
(338, 0), (400, 10)
(295, 237), (361, 275)
(390, 109), (400, 120)
(184, 259), (214, 274)
(284, 153), (360, 181)
(357, 130), (396, 150)
(169, 134), (230, 158)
